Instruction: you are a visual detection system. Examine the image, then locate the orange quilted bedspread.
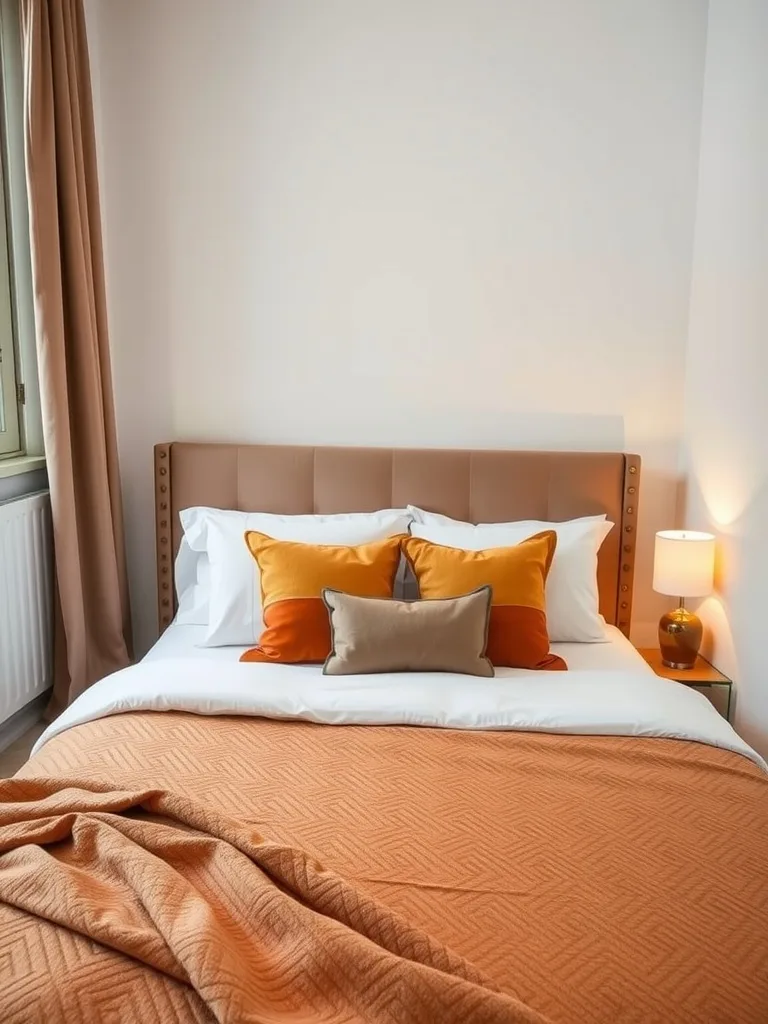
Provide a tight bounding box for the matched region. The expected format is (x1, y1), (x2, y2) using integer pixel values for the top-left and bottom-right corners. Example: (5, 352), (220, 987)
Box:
(3, 712), (768, 1023)
(0, 779), (543, 1024)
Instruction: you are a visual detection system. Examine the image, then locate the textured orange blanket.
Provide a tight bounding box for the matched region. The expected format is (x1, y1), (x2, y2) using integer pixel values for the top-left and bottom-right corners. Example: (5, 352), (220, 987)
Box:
(6, 713), (768, 1022)
(0, 777), (546, 1024)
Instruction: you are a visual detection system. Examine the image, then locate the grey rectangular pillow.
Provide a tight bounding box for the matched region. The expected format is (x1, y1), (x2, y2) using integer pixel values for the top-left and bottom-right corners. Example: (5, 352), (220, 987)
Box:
(322, 586), (494, 677)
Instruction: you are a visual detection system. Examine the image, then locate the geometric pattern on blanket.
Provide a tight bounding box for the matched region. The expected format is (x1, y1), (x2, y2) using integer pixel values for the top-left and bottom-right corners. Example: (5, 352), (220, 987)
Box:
(5, 709), (768, 1024)
(0, 780), (544, 1024)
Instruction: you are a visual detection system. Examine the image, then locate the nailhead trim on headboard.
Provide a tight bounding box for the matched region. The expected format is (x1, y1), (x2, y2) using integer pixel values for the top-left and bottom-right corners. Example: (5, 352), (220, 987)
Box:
(155, 442), (174, 634)
(617, 456), (641, 637)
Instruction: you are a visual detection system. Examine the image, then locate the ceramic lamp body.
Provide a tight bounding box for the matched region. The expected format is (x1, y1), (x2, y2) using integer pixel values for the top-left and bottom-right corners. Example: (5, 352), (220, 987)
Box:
(658, 606), (703, 669)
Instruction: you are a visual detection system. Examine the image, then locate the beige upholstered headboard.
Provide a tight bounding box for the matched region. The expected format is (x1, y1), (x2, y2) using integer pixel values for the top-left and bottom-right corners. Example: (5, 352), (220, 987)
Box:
(154, 443), (641, 638)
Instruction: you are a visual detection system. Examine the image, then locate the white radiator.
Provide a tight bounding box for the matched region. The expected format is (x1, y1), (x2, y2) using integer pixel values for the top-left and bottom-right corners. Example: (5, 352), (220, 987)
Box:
(0, 490), (53, 725)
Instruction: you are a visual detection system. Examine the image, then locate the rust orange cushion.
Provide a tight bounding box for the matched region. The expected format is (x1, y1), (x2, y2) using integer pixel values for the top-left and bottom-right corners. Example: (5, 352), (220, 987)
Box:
(403, 531), (566, 670)
(240, 532), (404, 664)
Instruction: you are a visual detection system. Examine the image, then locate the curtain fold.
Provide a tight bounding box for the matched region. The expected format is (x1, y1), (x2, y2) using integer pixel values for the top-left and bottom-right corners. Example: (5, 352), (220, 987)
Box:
(20, 0), (132, 715)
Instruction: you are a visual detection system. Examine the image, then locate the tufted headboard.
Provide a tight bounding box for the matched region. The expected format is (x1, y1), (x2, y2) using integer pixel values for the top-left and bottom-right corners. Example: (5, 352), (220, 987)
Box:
(154, 443), (641, 637)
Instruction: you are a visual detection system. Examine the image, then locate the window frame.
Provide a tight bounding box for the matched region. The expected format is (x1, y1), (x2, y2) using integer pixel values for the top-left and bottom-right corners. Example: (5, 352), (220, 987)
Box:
(0, 0), (42, 463)
(0, 107), (20, 458)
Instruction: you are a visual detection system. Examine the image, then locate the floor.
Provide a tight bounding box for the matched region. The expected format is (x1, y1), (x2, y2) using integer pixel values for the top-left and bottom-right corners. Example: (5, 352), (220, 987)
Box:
(0, 721), (47, 777)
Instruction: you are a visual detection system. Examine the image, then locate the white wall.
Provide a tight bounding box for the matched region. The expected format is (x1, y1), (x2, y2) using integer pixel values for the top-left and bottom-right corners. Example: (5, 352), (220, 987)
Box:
(86, 0), (708, 656)
(682, 0), (768, 755)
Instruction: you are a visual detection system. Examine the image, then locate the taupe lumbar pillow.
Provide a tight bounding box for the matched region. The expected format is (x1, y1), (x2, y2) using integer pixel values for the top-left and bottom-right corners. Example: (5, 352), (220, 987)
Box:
(322, 586), (494, 677)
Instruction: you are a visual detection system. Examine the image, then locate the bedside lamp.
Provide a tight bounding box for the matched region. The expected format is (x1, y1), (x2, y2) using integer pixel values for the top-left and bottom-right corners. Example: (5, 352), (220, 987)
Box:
(652, 530), (715, 669)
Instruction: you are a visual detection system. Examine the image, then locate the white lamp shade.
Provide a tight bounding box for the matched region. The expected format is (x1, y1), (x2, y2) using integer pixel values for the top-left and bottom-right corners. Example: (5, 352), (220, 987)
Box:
(652, 530), (715, 598)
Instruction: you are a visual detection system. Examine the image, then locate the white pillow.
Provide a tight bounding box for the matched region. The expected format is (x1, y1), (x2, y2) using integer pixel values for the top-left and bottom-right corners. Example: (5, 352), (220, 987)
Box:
(407, 508), (613, 643)
(173, 505), (224, 625)
(183, 508), (412, 647)
(174, 536), (210, 624)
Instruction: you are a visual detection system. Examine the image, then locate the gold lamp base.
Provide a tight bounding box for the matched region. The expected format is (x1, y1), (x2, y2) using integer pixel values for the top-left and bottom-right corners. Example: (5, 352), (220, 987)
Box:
(658, 604), (702, 669)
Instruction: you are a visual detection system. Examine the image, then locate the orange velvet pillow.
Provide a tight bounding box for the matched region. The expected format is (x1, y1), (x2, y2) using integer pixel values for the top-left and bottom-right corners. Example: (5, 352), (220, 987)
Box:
(240, 532), (404, 664)
(403, 531), (566, 670)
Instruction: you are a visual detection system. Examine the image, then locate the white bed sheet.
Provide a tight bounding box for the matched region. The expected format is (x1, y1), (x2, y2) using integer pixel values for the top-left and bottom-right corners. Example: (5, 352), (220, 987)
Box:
(143, 621), (654, 676)
(36, 637), (764, 769)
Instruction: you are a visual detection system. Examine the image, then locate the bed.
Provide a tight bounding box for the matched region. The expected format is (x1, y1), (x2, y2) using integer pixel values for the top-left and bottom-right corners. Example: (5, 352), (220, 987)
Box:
(1, 444), (767, 1024)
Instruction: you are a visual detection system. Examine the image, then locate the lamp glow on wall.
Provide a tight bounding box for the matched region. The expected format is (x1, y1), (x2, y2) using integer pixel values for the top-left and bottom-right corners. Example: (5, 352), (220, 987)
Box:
(652, 530), (716, 668)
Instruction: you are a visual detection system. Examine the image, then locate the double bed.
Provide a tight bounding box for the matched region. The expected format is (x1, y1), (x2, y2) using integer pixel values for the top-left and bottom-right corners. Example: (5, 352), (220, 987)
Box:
(1, 444), (767, 1023)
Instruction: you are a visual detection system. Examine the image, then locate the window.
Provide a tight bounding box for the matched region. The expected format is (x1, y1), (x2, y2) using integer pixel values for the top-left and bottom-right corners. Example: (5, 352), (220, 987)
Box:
(0, 0), (41, 461)
(0, 144), (20, 457)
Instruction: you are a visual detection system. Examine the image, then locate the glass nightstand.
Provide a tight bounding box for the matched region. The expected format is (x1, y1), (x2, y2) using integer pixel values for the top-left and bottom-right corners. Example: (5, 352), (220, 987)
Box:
(637, 648), (732, 721)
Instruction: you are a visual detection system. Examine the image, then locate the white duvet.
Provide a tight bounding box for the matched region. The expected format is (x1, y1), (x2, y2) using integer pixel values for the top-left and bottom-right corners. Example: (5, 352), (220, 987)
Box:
(32, 659), (766, 771)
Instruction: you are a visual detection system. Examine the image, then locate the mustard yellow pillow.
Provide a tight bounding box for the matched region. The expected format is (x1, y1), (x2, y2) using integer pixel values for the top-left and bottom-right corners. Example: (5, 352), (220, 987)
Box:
(402, 531), (566, 670)
(240, 532), (404, 663)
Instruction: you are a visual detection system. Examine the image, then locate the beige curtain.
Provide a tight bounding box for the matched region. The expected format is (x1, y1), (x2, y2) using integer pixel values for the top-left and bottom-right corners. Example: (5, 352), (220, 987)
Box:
(20, 0), (132, 715)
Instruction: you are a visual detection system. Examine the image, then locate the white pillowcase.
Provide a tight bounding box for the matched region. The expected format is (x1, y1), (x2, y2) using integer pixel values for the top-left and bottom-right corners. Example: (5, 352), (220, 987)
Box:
(181, 507), (412, 647)
(174, 537), (210, 624)
(407, 507), (613, 643)
(174, 509), (220, 625)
